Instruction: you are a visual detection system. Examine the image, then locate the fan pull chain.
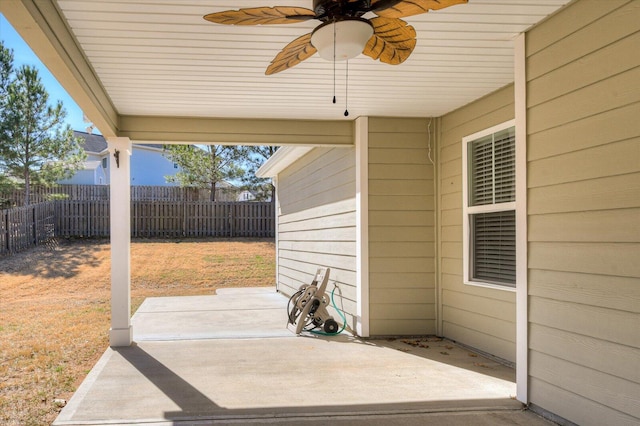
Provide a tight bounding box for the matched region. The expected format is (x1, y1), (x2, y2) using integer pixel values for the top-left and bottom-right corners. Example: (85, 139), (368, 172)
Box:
(344, 60), (349, 117)
(332, 21), (336, 104)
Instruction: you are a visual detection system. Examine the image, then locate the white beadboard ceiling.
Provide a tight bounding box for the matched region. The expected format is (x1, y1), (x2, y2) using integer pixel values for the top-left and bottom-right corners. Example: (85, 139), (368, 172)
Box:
(54, 0), (571, 121)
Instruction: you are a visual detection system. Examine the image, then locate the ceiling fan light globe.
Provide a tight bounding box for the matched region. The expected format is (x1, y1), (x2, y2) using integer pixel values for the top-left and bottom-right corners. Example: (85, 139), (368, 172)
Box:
(311, 19), (373, 61)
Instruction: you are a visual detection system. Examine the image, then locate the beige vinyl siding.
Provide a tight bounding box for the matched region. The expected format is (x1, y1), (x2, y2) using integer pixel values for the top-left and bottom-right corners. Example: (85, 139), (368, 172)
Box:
(276, 147), (358, 329)
(367, 117), (436, 336)
(526, 1), (640, 424)
(438, 84), (516, 362)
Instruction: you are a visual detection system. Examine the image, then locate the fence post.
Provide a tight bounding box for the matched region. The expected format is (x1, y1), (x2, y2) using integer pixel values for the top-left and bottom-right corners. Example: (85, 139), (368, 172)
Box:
(32, 206), (37, 246)
(183, 200), (187, 237)
(230, 203), (234, 238)
(4, 211), (8, 252)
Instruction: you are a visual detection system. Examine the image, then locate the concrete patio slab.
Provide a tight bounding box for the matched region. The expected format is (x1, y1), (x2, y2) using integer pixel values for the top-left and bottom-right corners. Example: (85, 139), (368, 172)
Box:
(54, 288), (553, 425)
(132, 292), (291, 341)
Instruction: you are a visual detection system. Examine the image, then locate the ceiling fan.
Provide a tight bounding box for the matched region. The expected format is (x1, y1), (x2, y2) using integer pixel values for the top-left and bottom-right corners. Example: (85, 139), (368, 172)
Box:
(204, 0), (468, 75)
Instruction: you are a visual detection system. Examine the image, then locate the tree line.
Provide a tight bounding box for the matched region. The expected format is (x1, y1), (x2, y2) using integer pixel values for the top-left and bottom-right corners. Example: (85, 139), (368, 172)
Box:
(0, 41), (275, 207)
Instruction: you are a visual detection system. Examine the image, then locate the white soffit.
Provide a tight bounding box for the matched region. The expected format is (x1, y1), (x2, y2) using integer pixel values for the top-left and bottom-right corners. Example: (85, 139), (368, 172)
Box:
(55, 0), (571, 121)
(256, 146), (313, 177)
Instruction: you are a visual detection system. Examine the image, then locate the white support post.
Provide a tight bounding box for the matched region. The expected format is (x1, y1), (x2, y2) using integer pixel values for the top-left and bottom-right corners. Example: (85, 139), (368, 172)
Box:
(107, 137), (133, 347)
(355, 117), (370, 337)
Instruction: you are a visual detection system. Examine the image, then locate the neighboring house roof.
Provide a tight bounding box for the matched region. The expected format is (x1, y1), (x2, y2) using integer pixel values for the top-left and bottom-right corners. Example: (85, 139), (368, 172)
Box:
(74, 131), (107, 153)
(217, 180), (238, 189)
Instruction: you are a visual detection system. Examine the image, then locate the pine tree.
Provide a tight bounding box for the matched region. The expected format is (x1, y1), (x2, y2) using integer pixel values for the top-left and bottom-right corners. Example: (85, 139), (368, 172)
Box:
(0, 41), (86, 205)
(163, 145), (244, 201)
(239, 146), (277, 202)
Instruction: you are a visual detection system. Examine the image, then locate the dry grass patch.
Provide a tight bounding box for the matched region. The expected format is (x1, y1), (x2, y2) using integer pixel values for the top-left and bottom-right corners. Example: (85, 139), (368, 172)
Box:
(0, 238), (275, 426)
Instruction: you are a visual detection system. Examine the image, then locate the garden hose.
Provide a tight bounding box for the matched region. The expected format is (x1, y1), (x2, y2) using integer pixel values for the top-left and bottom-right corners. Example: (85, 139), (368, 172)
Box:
(308, 286), (347, 336)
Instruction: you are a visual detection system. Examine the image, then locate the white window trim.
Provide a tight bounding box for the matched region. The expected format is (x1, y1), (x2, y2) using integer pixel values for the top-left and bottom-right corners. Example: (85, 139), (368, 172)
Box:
(462, 118), (518, 292)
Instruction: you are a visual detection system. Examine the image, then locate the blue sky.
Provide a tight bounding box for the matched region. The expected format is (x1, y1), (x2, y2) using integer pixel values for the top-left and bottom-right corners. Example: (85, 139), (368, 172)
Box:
(0, 14), (96, 134)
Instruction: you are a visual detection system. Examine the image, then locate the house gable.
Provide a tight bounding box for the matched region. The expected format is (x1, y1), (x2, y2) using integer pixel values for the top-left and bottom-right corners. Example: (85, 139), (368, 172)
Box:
(64, 133), (179, 186)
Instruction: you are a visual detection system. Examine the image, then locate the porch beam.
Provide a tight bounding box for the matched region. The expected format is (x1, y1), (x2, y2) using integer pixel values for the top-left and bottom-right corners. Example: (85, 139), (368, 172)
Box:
(107, 137), (133, 347)
(119, 115), (354, 146)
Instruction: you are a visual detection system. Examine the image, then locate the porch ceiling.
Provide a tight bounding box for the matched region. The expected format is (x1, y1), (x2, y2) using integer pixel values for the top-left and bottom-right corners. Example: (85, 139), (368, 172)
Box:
(2, 0), (570, 143)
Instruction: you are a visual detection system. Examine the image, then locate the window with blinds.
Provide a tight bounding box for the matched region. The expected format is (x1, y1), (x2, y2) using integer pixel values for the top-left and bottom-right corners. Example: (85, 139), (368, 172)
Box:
(469, 127), (515, 206)
(463, 123), (516, 288)
(471, 210), (516, 286)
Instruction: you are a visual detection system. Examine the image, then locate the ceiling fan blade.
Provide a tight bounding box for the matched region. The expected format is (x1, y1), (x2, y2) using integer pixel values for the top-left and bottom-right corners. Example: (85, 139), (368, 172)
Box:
(266, 33), (318, 75)
(372, 0), (467, 18)
(363, 17), (416, 65)
(204, 7), (316, 25)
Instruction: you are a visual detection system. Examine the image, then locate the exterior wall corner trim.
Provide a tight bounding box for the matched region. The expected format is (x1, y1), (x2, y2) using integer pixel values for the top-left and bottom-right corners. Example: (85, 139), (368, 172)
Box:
(355, 116), (370, 337)
(514, 32), (529, 405)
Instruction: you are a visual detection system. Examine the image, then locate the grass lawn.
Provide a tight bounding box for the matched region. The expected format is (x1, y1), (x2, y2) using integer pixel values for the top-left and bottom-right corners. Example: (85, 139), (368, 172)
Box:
(0, 238), (275, 426)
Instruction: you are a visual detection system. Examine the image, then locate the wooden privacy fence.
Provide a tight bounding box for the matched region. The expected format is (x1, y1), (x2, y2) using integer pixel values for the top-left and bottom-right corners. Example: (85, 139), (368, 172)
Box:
(56, 201), (275, 238)
(1, 203), (55, 256)
(2, 185), (110, 205)
(55, 200), (111, 238)
(1, 201), (274, 256)
(2, 184), (241, 205)
(130, 202), (274, 238)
